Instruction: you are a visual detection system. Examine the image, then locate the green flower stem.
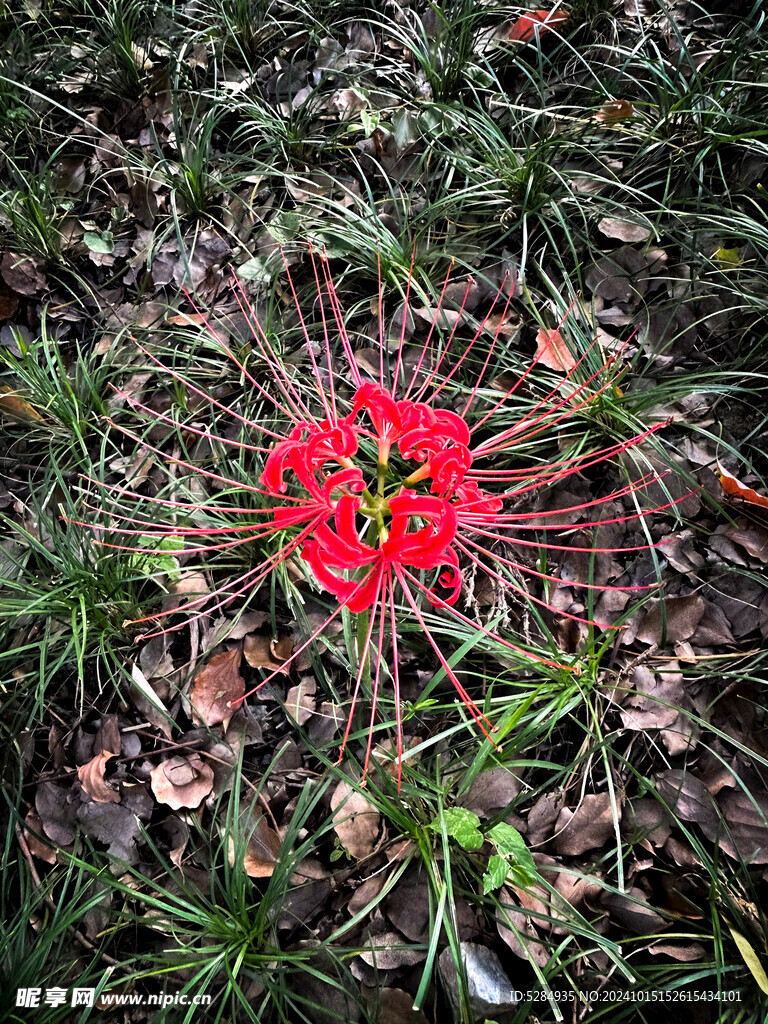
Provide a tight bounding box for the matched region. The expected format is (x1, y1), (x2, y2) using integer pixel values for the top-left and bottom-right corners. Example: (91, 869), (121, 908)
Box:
(356, 607), (372, 691)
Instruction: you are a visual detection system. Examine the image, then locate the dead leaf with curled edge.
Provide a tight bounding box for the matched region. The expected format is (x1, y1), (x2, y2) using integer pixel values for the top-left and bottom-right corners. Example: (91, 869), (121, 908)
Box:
(717, 461), (768, 511)
(227, 809), (282, 878)
(595, 99), (634, 123)
(243, 632), (293, 673)
(150, 753), (214, 809)
(601, 887), (667, 935)
(189, 648), (245, 727)
(724, 522), (768, 563)
(634, 594), (706, 646)
(718, 789), (768, 865)
(78, 750), (121, 804)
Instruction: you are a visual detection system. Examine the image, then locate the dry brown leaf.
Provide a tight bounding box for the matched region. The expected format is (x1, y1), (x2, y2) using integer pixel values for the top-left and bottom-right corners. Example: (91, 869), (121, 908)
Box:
(78, 750), (121, 804)
(94, 714), (121, 756)
(166, 311), (209, 326)
(0, 281), (20, 319)
(353, 348), (383, 379)
(597, 217), (652, 242)
(23, 809), (57, 864)
(554, 793), (615, 856)
(648, 941), (706, 961)
(0, 387), (45, 423)
(385, 874), (430, 942)
(534, 327), (577, 372)
(359, 932), (426, 969)
(462, 766), (522, 818)
(349, 874), (387, 916)
(623, 797), (672, 850)
(620, 664), (686, 744)
(601, 887), (667, 934)
(189, 648), (245, 727)
(656, 770), (719, 837)
(239, 813), (282, 878)
(705, 575), (763, 638)
(690, 600), (735, 646)
(635, 594), (706, 645)
(549, 867), (604, 932)
(585, 245), (655, 305)
(285, 678), (316, 726)
(330, 780), (380, 860)
(150, 753), (214, 809)
(495, 892), (550, 965)
(243, 632), (293, 674)
(595, 99), (634, 122)
(161, 570), (210, 615)
(0, 252), (47, 296)
(76, 799), (145, 865)
(725, 523), (768, 563)
(526, 792), (564, 845)
(35, 782), (78, 847)
(278, 872), (331, 929)
(718, 789), (768, 864)
(362, 987), (428, 1024)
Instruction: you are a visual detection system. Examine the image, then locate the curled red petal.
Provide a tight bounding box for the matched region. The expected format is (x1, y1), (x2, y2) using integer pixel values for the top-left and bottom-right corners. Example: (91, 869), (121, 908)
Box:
(429, 445), (472, 495)
(453, 479), (504, 514)
(351, 383), (401, 436)
(434, 408), (471, 447)
(386, 493), (458, 565)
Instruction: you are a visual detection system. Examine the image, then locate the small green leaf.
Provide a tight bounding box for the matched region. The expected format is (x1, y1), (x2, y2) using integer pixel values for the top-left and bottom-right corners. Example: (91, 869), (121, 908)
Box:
(268, 210), (300, 244)
(488, 823), (537, 884)
(433, 807), (483, 851)
(482, 854), (509, 894)
(128, 535), (184, 578)
(392, 107), (419, 149)
(360, 108), (381, 136)
(713, 246), (741, 267)
(488, 822), (528, 859)
(237, 256), (272, 284)
(84, 230), (115, 254)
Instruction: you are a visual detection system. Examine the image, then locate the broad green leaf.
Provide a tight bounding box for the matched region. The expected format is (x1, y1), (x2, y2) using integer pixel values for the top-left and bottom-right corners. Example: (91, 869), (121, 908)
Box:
(237, 256), (272, 284)
(128, 535), (184, 578)
(84, 230), (115, 254)
(434, 807), (483, 851)
(482, 854), (509, 894)
(488, 823), (537, 884)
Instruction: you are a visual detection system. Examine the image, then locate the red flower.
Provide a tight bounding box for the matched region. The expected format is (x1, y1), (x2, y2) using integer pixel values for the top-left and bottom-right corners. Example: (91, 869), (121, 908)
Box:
(82, 248), (691, 788)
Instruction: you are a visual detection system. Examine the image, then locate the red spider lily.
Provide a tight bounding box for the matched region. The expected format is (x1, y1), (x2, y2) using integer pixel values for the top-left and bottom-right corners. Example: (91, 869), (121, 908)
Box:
(80, 249), (687, 788)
